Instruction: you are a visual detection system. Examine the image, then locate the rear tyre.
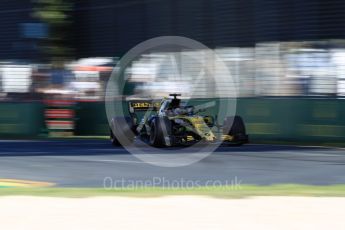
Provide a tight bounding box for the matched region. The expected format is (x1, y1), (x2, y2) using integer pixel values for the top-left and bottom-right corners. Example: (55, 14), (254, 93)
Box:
(110, 116), (135, 147)
(110, 128), (121, 146)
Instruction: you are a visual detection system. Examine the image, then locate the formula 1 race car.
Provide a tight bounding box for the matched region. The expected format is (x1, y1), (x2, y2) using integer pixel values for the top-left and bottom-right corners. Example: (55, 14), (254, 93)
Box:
(110, 94), (248, 147)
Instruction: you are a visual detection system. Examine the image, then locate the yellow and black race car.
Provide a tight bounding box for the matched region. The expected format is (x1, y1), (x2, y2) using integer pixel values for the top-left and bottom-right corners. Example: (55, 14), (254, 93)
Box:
(110, 94), (248, 147)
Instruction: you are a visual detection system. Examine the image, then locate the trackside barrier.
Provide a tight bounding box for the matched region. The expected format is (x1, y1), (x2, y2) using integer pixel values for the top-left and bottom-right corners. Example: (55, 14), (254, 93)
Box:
(74, 101), (110, 136)
(73, 98), (345, 143)
(0, 98), (344, 143)
(0, 102), (45, 138)
(236, 98), (345, 143)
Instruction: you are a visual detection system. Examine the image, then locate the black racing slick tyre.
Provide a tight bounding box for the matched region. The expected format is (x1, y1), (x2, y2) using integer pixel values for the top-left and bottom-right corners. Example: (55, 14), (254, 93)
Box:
(223, 116), (248, 145)
(149, 117), (171, 147)
(110, 116), (135, 147)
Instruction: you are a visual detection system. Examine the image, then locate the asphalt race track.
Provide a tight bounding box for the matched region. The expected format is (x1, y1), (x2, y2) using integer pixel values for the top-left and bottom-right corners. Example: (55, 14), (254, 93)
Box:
(0, 140), (345, 187)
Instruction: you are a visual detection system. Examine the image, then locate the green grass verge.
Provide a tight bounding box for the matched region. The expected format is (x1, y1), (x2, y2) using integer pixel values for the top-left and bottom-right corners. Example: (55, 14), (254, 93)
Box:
(0, 185), (345, 198)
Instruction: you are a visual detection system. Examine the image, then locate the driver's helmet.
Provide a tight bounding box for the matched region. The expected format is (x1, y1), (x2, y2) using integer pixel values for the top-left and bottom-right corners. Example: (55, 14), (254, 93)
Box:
(167, 99), (189, 116)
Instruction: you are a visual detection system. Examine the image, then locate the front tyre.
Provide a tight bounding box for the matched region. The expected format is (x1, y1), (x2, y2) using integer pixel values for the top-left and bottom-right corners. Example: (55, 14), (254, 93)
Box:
(149, 117), (171, 147)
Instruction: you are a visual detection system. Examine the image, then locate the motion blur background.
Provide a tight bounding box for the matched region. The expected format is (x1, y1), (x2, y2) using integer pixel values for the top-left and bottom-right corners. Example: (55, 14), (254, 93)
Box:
(1, 0), (345, 144)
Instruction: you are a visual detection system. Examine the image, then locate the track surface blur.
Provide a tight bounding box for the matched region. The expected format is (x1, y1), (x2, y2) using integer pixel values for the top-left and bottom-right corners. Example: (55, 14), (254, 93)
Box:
(0, 140), (344, 187)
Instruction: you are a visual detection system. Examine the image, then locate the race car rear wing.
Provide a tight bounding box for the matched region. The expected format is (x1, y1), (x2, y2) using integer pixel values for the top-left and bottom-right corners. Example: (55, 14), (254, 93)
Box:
(128, 100), (161, 112)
